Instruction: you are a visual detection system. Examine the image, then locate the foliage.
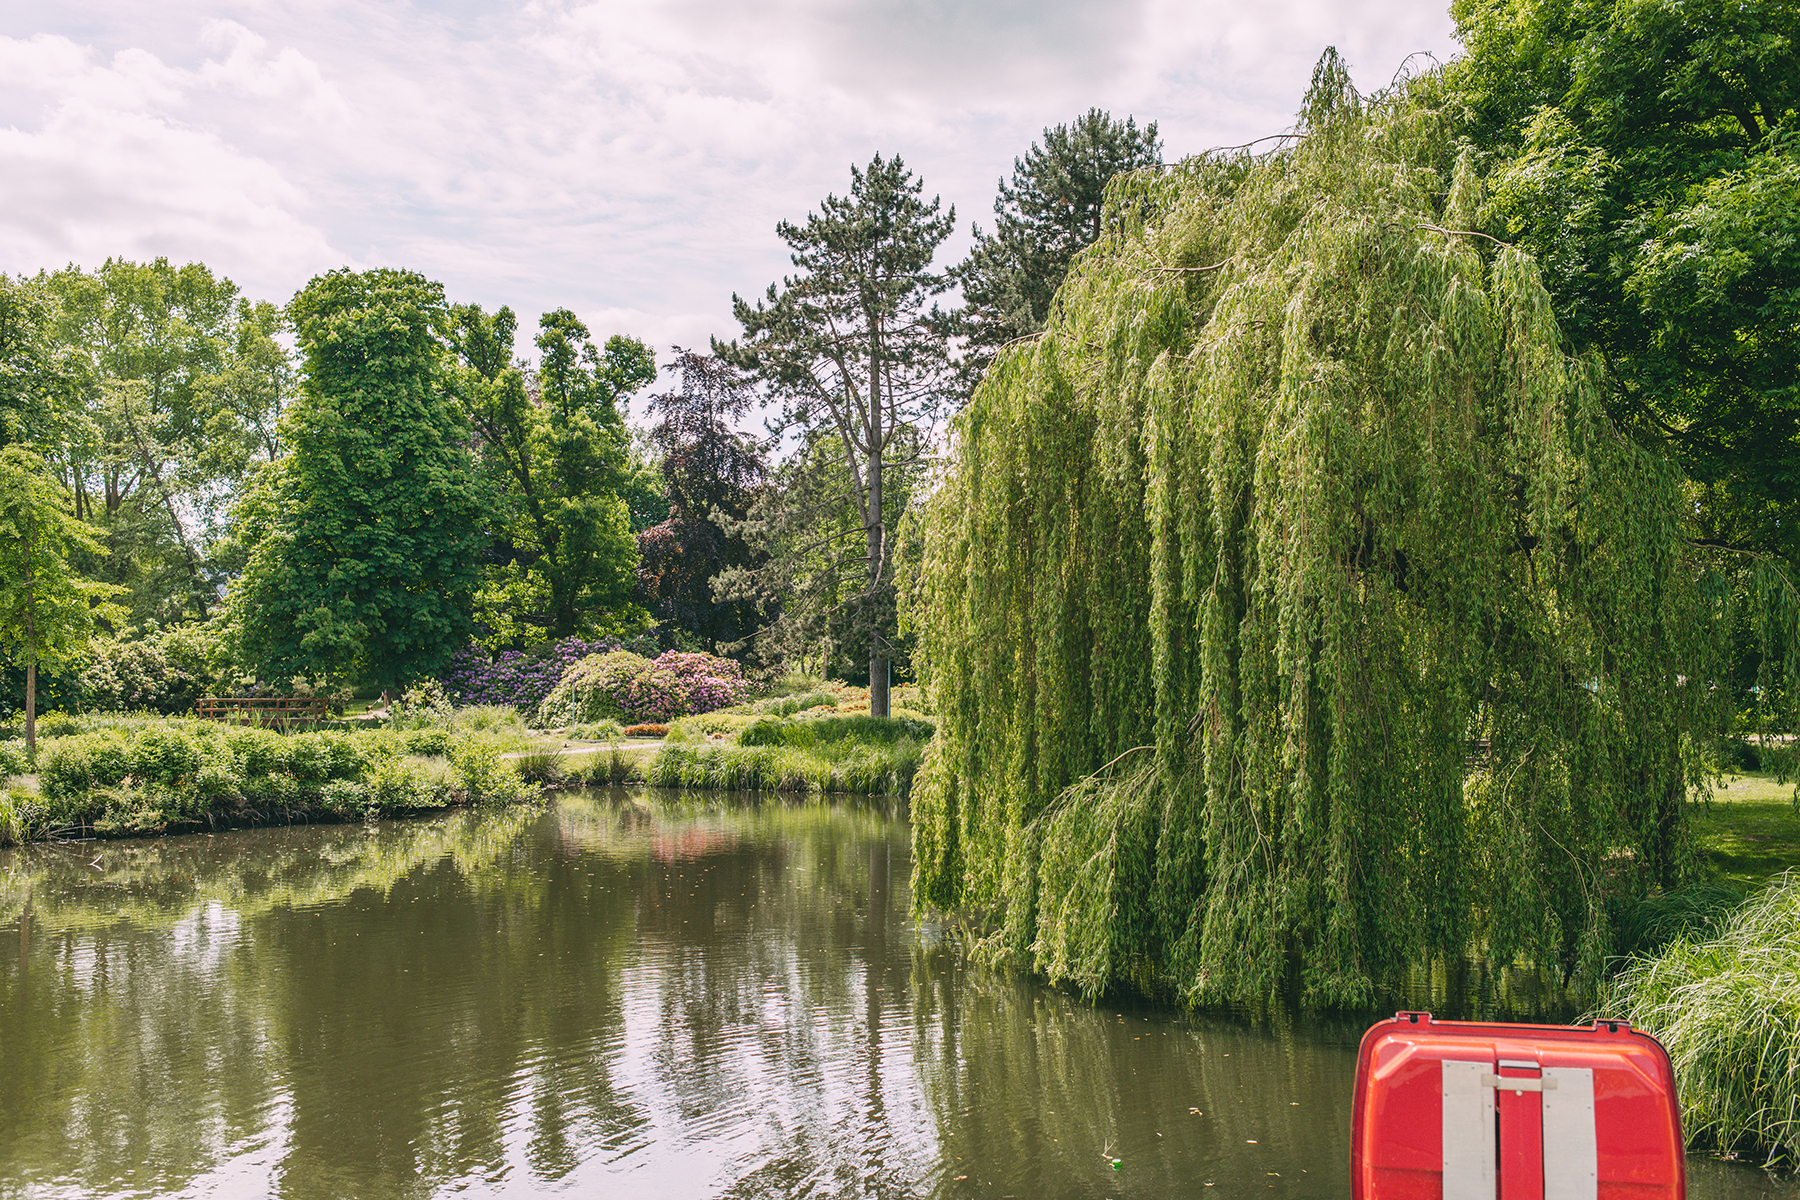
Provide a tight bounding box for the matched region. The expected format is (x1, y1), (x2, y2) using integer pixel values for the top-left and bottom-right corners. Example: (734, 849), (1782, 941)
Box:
(738, 713), (935, 748)
(719, 153), (955, 716)
(38, 259), (290, 625)
(4, 720), (537, 844)
(230, 268), (485, 694)
(1437, 0), (1800, 568)
(635, 350), (769, 651)
(0, 274), (65, 450)
(646, 733), (927, 796)
(909, 54), (1753, 1009)
(1599, 871), (1800, 1164)
(949, 109), (1163, 391)
(622, 724), (669, 738)
(77, 621), (234, 714)
(440, 635), (635, 712)
(452, 303), (653, 644)
(535, 648), (753, 726)
(0, 445), (126, 750)
(714, 422), (927, 683)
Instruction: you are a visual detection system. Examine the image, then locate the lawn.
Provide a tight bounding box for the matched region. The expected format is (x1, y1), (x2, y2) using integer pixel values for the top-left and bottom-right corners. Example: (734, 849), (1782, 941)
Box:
(1692, 769), (1800, 891)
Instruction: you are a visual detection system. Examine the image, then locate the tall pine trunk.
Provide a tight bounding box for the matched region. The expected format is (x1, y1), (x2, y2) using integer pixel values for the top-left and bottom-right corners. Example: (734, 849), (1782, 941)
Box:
(867, 447), (888, 718)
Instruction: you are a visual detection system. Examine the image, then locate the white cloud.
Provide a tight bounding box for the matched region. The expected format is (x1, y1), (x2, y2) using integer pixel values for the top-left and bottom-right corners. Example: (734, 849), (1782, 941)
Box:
(0, 0), (1460, 354)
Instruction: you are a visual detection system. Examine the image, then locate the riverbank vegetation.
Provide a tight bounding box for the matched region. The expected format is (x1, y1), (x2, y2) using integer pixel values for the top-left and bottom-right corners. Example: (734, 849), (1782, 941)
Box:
(1601, 870), (1800, 1166)
(908, 44), (1799, 1013)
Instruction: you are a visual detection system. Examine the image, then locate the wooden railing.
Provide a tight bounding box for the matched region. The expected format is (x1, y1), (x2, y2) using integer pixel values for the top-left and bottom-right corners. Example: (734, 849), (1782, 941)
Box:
(194, 696), (332, 727)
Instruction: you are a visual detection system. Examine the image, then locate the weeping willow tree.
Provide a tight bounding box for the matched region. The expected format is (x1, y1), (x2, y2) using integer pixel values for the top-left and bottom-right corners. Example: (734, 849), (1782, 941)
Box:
(908, 54), (1780, 1009)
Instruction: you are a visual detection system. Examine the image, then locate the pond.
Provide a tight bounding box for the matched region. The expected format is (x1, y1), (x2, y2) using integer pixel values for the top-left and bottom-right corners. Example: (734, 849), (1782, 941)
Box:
(1, 792), (1792, 1199)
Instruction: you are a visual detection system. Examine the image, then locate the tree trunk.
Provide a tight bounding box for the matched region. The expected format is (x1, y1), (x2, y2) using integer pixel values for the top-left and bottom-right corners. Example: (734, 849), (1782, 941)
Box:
(24, 661), (35, 758)
(867, 447), (889, 718)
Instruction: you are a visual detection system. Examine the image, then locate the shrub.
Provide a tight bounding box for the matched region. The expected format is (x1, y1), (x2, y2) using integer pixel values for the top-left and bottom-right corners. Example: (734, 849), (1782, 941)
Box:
(738, 714), (935, 749)
(127, 727), (205, 788)
(569, 720), (623, 742)
(0, 740), (27, 779)
(448, 737), (539, 806)
(537, 651), (655, 726)
(623, 723), (669, 738)
(78, 623), (231, 715)
(538, 649), (755, 726)
(440, 636), (656, 712)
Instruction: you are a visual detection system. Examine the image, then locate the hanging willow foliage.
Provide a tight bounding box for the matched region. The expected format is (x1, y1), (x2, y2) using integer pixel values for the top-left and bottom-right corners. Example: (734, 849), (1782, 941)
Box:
(908, 54), (1773, 1009)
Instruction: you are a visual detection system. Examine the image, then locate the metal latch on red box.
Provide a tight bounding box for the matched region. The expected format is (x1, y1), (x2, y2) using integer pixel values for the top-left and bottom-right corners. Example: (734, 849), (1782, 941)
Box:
(1350, 1011), (1685, 1200)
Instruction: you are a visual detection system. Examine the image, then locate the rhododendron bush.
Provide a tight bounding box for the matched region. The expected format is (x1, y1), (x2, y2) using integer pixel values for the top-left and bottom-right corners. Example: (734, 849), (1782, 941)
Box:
(536, 650), (752, 726)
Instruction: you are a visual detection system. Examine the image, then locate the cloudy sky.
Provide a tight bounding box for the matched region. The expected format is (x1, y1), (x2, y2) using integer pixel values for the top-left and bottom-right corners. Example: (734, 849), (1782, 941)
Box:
(0, 0), (1459, 376)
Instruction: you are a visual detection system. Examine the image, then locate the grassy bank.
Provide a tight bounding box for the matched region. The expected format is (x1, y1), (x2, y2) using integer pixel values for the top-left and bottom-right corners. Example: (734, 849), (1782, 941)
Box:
(1601, 870), (1800, 1166)
(1595, 764), (1800, 1164)
(0, 717), (541, 846)
(642, 713), (932, 798)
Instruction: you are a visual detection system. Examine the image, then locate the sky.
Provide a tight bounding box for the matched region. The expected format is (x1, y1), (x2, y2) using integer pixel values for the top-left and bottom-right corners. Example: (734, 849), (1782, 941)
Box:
(0, 0), (1460, 390)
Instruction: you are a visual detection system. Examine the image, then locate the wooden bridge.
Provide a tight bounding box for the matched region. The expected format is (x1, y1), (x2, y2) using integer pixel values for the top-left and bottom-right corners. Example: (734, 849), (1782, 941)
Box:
(194, 696), (333, 727)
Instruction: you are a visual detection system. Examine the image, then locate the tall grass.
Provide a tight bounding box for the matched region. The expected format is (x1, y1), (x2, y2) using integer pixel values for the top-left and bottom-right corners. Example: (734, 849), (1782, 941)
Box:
(1599, 870), (1800, 1164)
(647, 735), (927, 797)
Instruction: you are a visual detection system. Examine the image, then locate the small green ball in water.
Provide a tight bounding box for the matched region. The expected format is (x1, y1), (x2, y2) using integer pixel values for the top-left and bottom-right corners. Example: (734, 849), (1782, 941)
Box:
(1112, 1160), (1122, 1170)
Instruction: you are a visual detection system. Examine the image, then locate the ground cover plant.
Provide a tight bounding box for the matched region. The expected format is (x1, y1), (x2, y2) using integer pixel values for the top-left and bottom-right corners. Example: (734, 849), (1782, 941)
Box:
(0, 717), (539, 846)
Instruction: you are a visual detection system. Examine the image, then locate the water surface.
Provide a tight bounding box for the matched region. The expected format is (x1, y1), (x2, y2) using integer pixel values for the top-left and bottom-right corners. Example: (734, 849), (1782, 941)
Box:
(1, 792), (1791, 1199)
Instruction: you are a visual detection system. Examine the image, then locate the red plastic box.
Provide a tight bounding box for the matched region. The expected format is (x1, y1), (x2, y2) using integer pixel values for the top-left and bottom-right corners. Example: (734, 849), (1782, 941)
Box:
(1351, 1011), (1684, 1200)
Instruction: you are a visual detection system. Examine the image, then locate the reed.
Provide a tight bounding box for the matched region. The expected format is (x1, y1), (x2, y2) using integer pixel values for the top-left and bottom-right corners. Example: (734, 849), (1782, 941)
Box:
(1599, 871), (1800, 1164)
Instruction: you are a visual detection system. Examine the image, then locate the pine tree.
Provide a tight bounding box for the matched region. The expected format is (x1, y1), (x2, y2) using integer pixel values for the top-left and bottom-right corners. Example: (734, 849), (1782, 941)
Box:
(719, 154), (953, 715)
(949, 109), (1161, 391)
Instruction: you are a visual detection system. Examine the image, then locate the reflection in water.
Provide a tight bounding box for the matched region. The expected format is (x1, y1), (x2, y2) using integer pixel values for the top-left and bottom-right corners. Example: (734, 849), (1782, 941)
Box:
(0, 791), (1791, 1199)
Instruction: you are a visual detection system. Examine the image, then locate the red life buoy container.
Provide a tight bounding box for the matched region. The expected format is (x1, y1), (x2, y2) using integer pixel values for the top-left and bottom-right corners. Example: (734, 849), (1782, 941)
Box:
(1351, 1011), (1684, 1200)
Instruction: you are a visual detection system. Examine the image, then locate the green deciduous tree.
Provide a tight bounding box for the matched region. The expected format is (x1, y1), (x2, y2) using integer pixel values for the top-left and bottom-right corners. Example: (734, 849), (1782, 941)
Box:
(231, 268), (484, 696)
(949, 109), (1162, 388)
(720, 153), (954, 714)
(452, 304), (653, 647)
(32, 259), (293, 625)
(0, 446), (123, 752)
(1437, 0), (1800, 564)
(910, 54), (1771, 1009)
(635, 350), (769, 652)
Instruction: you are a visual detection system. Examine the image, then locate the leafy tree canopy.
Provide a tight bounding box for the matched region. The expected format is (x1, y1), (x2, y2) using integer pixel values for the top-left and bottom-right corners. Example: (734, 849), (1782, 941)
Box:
(231, 268), (484, 693)
(910, 51), (1787, 1010)
(452, 303), (654, 647)
(720, 153), (953, 712)
(1436, 0), (1800, 562)
(635, 350), (769, 652)
(0, 445), (124, 750)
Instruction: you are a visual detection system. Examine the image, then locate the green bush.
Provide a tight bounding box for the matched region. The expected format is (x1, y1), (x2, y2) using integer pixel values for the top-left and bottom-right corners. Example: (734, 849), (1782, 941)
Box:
(0, 740), (28, 778)
(449, 737), (539, 806)
(738, 714), (935, 749)
(536, 650), (653, 726)
(1600, 871), (1800, 1164)
(127, 727), (204, 788)
(7, 720), (544, 844)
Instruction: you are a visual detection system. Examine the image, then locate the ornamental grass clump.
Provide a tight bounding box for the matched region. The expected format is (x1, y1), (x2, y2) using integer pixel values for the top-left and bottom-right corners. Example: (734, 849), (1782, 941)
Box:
(908, 52), (1792, 1008)
(1600, 873), (1800, 1165)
